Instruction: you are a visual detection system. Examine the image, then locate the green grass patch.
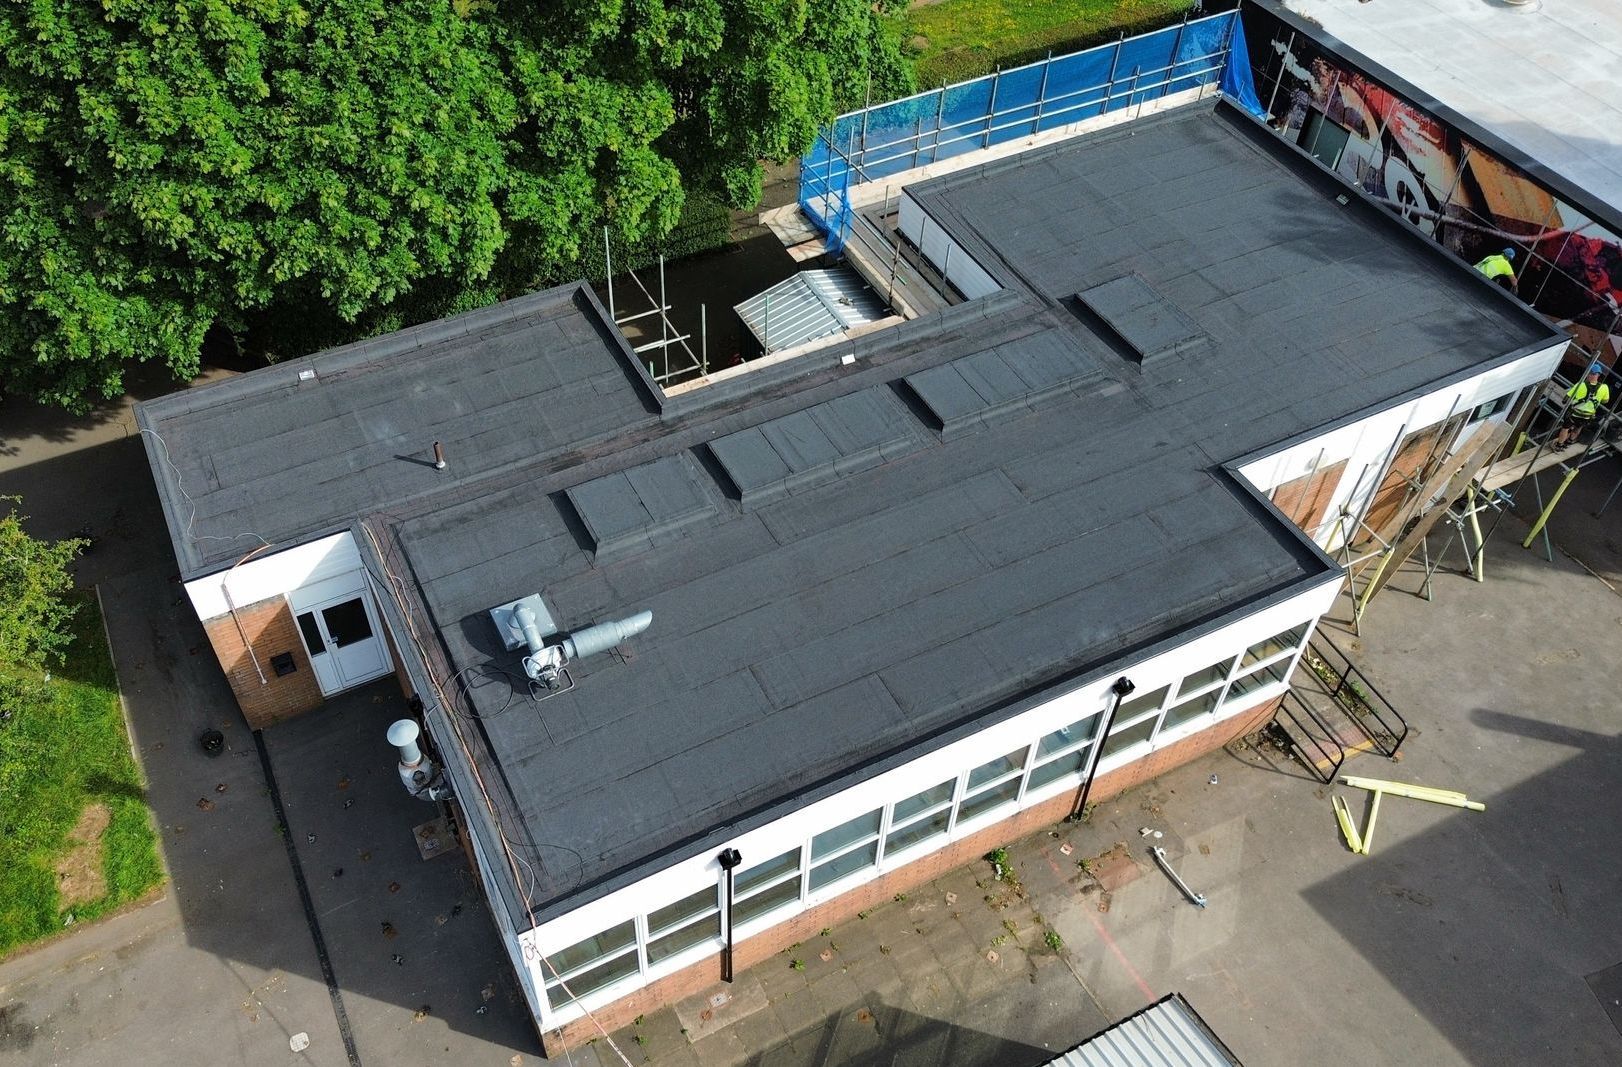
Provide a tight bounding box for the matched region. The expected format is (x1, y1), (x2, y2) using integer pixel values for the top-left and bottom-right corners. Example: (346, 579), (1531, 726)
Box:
(0, 593), (163, 956)
(907, 0), (1199, 88)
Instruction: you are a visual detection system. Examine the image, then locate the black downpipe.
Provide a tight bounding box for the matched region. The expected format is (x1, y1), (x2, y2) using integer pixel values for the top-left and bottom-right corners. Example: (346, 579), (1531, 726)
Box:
(717, 848), (742, 982)
(1070, 676), (1136, 821)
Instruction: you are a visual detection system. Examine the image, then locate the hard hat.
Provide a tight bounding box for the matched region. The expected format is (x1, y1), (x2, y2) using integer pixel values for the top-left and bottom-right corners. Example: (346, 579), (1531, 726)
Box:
(1501, 247), (1517, 261)
(1589, 362), (1605, 376)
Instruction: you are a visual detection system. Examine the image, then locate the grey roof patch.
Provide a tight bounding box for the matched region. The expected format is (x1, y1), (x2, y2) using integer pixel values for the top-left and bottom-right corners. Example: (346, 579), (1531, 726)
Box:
(708, 386), (920, 507)
(135, 283), (656, 578)
(1074, 274), (1208, 366)
(903, 327), (1107, 437)
(565, 453), (717, 560)
(735, 268), (889, 354)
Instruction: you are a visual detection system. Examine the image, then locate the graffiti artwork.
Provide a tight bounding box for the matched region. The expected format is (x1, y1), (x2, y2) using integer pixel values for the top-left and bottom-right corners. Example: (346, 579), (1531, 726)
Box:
(1243, 9), (1622, 360)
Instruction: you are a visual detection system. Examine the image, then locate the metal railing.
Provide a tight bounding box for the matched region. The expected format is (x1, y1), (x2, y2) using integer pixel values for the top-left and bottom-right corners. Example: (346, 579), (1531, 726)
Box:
(1273, 689), (1348, 784)
(800, 11), (1238, 250)
(1303, 631), (1410, 758)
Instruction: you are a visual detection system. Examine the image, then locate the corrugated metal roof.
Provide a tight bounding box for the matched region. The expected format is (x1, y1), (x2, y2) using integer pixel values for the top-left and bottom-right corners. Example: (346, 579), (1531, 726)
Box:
(734, 268), (888, 353)
(1045, 994), (1243, 1067)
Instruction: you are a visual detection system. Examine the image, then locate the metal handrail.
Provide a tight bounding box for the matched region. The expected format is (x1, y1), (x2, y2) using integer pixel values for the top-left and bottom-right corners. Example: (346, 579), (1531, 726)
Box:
(810, 52), (1226, 186)
(1275, 690), (1347, 784)
(1306, 631), (1410, 757)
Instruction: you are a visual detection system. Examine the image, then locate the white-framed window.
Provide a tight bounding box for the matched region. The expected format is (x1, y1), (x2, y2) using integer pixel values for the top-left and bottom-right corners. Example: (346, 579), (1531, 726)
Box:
(645, 884), (721, 967)
(883, 778), (956, 859)
(1026, 705), (1108, 794)
(1226, 622), (1307, 704)
(542, 919), (639, 1009)
(731, 847), (803, 929)
(957, 746), (1030, 826)
(808, 810), (882, 893)
(1097, 684), (1169, 765)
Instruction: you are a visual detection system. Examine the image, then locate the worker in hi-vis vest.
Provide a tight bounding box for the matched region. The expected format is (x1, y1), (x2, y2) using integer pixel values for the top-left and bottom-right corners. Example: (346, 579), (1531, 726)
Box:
(1474, 247), (1517, 291)
(1554, 362), (1613, 448)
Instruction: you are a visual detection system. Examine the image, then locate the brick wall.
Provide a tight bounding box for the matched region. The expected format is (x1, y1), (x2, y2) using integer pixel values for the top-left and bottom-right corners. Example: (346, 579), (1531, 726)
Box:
(382, 622), (415, 699)
(539, 692), (1284, 1052)
(201, 596), (325, 729)
(1270, 459), (1347, 535)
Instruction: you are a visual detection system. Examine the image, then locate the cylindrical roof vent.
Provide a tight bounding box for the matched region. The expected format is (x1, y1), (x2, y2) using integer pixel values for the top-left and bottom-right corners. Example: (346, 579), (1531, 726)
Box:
(387, 719), (423, 767)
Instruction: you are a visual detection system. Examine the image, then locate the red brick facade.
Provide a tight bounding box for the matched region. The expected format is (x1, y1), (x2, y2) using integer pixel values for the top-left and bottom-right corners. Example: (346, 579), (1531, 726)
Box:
(200, 596), (325, 729)
(539, 693), (1284, 1052)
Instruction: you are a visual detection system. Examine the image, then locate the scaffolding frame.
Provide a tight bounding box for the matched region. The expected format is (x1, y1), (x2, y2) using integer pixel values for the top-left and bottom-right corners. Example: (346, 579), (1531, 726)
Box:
(1399, 371), (1622, 600)
(601, 228), (710, 388)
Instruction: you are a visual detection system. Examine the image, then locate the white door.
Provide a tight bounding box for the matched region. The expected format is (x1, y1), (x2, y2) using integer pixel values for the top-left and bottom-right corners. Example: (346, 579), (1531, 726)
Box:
(295, 593), (390, 695)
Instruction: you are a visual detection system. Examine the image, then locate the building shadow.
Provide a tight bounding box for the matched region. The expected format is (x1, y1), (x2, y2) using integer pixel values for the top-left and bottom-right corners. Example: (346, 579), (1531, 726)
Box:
(748, 1001), (1053, 1067)
(0, 432), (543, 1057)
(1301, 709), (1622, 1063)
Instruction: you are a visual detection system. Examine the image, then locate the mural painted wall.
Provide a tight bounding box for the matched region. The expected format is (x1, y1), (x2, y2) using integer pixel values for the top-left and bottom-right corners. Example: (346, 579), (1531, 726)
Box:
(1241, 5), (1622, 366)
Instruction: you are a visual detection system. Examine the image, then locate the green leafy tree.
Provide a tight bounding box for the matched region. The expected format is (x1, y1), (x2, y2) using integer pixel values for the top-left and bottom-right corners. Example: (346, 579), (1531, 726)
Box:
(0, 0), (911, 409)
(0, 500), (83, 724)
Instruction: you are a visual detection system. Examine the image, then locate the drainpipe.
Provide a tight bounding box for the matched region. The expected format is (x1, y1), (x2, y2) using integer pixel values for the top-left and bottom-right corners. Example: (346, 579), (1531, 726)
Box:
(1070, 676), (1136, 821)
(717, 848), (742, 982)
(221, 543), (276, 686)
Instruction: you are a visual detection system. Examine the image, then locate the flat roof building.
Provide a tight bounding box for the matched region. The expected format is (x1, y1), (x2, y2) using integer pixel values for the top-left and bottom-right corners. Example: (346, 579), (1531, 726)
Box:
(140, 87), (1563, 1051)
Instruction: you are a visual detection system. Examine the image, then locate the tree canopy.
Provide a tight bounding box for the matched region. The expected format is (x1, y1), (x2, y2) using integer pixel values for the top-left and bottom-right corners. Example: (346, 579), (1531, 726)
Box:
(0, 0), (912, 409)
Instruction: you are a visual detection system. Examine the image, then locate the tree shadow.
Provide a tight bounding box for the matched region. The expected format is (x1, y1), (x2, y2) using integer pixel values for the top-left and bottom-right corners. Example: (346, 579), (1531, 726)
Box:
(82, 772), (150, 805)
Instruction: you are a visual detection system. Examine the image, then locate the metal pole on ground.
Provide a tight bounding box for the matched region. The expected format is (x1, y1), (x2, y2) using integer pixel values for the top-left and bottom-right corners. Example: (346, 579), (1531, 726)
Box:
(700, 304), (708, 375)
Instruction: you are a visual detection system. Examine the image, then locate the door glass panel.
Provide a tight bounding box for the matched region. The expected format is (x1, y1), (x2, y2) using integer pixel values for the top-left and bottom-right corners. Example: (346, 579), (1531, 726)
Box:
(321, 598), (374, 648)
(297, 611), (326, 655)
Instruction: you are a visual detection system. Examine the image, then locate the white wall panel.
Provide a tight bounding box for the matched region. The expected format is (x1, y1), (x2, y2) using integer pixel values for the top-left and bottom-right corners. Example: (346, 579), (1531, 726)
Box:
(185, 532), (360, 620)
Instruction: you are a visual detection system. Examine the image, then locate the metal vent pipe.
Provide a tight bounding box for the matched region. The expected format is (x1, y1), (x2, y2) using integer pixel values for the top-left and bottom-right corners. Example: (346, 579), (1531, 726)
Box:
(387, 719), (423, 767)
(562, 611), (653, 661)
